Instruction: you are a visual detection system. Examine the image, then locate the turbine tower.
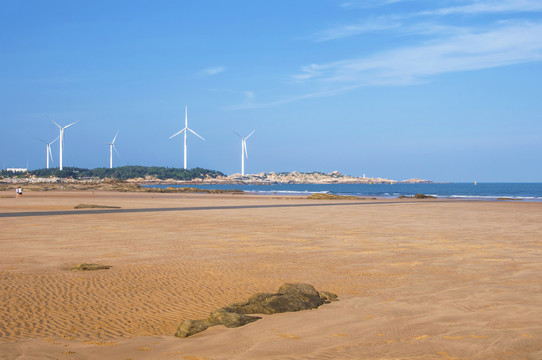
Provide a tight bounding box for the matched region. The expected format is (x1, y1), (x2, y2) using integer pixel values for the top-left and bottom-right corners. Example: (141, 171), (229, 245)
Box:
(234, 130), (255, 176)
(37, 136), (59, 169)
(50, 119), (78, 170)
(169, 106), (205, 169)
(106, 132), (120, 169)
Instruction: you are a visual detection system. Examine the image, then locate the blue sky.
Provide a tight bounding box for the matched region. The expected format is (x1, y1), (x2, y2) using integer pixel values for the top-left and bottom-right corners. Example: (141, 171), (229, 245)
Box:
(1, 0), (541, 182)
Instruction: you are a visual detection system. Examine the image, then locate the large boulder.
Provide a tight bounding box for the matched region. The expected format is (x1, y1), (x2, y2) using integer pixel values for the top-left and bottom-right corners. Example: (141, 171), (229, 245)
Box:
(278, 283), (324, 307)
(223, 283), (327, 315)
(174, 283), (338, 338)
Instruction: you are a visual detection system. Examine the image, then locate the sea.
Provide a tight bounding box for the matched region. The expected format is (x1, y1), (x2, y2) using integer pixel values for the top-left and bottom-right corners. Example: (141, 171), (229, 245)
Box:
(144, 182), (542, 202)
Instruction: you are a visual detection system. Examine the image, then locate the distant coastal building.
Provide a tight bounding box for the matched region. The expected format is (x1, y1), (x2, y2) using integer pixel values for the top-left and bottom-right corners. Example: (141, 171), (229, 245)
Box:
(6, 168), (28, 173)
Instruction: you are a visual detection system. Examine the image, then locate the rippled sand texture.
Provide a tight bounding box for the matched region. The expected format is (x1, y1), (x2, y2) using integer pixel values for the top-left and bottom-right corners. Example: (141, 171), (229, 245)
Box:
(1, 191), (542, 359)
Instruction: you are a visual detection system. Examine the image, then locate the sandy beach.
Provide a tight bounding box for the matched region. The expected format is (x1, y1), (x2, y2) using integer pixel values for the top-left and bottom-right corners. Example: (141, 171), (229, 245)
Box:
(1, 190), (541, 359)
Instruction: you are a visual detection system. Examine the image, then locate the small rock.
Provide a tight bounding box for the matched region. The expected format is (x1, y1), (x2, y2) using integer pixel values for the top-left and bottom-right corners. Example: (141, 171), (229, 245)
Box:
(319, 291), (339, 302)
(71, 263), (111, 271)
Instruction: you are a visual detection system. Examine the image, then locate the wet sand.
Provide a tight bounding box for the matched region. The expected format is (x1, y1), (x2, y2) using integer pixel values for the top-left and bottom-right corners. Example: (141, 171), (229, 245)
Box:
(1, 191), (541, 359)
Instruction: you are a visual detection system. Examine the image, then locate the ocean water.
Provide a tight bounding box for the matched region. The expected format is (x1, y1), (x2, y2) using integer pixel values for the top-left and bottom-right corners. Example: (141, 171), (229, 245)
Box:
(144, 183), (542, 201)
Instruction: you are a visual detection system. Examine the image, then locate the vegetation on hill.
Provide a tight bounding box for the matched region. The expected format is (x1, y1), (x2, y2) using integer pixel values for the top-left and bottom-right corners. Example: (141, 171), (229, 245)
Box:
(0, 166), (225, 181)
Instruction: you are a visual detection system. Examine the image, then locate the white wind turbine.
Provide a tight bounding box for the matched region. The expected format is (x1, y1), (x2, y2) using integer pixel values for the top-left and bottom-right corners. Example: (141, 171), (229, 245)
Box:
(37, 136), (59, 169)
(234, 130), (255, 176)
(106, 132), (120, 169)
(50, 119), (78, 170)
(169, 106), (205, 169)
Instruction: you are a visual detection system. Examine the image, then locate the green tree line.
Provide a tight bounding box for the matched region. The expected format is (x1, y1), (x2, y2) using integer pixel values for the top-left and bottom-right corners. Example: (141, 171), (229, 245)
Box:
(1, 166), (225, 180)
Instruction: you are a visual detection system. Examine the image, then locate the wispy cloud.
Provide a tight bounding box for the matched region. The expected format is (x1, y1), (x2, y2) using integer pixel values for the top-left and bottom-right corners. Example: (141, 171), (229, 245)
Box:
(340, 0), (404, 9)
(200, 66), (225, 76)
(419, 0), (542, 16)
(210, 88), (254, 101)
(296, 22), (542, 86)
(232, 1), (542, 109)
(243, 91), (255, 101)
(312, 19), (468, 42)
(313, 17), (402, 42)
(226, 86), (360, 110)
(314, 0), (542, 42)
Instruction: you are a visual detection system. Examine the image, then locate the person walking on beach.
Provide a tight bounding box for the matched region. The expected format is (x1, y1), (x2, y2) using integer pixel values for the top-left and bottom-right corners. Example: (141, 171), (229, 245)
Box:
(16, 187), (23, 198)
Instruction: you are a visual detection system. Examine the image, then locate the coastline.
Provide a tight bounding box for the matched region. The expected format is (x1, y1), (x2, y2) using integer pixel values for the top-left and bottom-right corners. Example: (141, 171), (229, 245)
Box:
(2, 178), (541, 201)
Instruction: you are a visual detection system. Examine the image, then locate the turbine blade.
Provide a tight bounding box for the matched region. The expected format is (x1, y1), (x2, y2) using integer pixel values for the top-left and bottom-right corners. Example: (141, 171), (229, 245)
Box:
(245, 130), (255, 139)
(50, 119), (62, 129)
(113, 145), (120, 158)
(50, 136), (60, 144)
(244, 141), (249, 158)
(63, 121), (79, 129)
(188, 128), (205, 140)
(36, 138), (47, 144)
(112, 132), (118, 144)
(169, 128), (187, 139)
(185, 106), (188, 128)
(233, 131), (243, 139)
(49, 146), (54, 163)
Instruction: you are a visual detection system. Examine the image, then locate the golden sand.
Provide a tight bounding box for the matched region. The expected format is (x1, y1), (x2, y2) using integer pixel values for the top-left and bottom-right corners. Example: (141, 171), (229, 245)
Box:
(0, 191), (541, 359)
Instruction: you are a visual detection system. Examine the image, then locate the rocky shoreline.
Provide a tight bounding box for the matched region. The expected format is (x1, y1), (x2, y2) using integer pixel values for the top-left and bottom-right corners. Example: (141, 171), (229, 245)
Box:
(0, 171), (431, 191)
(132, 171), (431, 185)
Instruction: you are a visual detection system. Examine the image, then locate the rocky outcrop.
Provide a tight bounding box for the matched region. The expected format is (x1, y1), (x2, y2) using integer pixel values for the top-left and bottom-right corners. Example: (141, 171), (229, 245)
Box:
(175, 283), (338, 338)
(413, 193), (436, 199)
(226, 171), (398, 184)
(1, 171), (432, 188)
(397, 193), (437, 199)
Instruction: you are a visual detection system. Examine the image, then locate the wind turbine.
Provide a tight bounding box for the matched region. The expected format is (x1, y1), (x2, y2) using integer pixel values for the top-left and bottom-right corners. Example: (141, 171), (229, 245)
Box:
(50, 118), (78, 170)
(106, 132), (120, 169)
(169, 106), (205, 169)
(37, 136), (59, 169)
(234, 130), (255, 176)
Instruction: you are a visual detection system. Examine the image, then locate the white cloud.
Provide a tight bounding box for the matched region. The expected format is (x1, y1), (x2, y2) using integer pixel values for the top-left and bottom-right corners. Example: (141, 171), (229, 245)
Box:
(243, 91), (255, 101)
(295, 22), (542, 86)
(233, 2), (542, 109)
(313, 17), (402, 42)
(226, 86), (360, 110)
(313, 0), (542, 42)
(200, 66), (225, 76)
(419, 0), (542, 16)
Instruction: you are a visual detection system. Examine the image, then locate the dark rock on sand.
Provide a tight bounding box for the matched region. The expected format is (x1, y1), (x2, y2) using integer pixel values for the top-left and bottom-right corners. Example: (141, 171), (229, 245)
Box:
(208, 309), (261, 328)
(413, 193), (436, 199)
(175, 283), (338, 338)
(307, 193), (359, 200)
(223, 283), (325, 315)
(71, 263), (111, 271)
(320, 291), (339, 302)
(74, 204), (121, 209)
(398, 194), (436, 199)
(175, 319), (211, 338)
